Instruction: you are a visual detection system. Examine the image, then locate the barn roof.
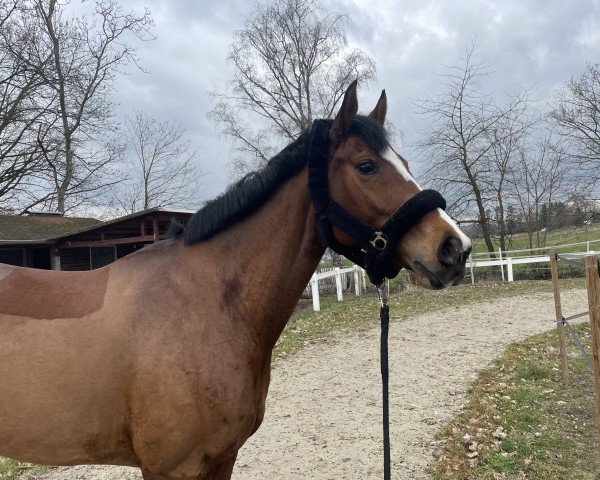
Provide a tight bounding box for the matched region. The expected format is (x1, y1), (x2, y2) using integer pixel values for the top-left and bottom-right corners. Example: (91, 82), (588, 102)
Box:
(0, 207), (195, 244)
(56, 207), (195, 240)
(0, 214), (100, 242)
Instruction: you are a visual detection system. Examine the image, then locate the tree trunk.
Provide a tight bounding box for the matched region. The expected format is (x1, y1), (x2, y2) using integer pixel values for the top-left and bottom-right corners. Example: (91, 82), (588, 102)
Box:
(329, 249), (343, 268)
(56, 190), (65, 213)
(459, 144), (495, 254)
(45, 0), (72, 214)
(471, 182), (495, 254)
(496, 192), (506, 251)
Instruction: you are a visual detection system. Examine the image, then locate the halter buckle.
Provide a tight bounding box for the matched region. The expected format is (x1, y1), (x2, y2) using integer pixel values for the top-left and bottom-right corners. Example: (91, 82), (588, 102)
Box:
(370, 231), (387, 251)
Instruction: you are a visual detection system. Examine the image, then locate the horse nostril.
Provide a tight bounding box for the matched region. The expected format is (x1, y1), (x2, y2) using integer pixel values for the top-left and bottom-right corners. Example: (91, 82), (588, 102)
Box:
(437, 236), (463, 266)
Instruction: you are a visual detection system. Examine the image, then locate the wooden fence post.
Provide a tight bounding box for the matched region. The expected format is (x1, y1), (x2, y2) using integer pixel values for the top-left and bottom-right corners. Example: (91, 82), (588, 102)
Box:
(584, 254), (600, 454)
(310, 277), (320, 312)
(506, 257), (514, 282)
(499, 247), (505, 281)
(550, 251), (569, 386)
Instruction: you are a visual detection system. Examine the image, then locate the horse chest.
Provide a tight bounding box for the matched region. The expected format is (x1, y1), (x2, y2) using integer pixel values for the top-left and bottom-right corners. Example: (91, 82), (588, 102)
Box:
(129, 350), (271, 476)
(208, 352), (271, 432)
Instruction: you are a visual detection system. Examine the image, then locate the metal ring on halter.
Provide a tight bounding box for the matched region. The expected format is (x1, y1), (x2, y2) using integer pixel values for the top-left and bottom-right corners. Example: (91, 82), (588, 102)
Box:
(370, 231), (387, 251)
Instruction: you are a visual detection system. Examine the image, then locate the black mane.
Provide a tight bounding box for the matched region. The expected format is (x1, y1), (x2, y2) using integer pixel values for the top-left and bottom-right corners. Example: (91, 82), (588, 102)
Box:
(182, 116), (388, 246)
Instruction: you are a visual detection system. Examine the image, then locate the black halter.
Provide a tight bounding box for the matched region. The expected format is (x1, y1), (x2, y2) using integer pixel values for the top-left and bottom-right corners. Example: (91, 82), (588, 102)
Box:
(307, 119), (447, 286)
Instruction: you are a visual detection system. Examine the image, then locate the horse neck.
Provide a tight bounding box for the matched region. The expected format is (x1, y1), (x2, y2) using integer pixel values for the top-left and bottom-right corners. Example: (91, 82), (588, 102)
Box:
(188, 166), (325, 350)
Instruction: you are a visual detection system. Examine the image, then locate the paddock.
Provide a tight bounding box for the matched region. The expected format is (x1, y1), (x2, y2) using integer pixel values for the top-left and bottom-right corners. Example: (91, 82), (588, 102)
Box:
(14, 286), (591, 480)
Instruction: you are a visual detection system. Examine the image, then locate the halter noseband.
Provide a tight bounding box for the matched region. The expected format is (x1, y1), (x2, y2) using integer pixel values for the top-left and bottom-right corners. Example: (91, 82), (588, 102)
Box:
(307, 119), (447, 286)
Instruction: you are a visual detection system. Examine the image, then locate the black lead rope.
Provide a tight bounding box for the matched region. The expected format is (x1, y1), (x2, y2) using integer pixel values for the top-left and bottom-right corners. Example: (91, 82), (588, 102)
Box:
(378, 285), (391, 480)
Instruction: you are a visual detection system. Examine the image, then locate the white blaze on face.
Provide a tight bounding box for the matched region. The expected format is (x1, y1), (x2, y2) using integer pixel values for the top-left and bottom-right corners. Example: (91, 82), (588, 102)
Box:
(382, 147), (472, 252)
(437, 208), (472, 252)
(382, 147), (421, 188)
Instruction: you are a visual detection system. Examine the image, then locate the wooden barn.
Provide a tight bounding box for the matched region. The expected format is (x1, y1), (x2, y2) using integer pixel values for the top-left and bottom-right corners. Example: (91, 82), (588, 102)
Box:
(0, 208), (194, 271)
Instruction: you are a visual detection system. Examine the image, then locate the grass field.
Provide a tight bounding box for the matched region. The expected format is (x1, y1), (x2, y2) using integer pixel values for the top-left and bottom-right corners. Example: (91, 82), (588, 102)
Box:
(430, 322), (600, 479)
(471, 224), (600, 255)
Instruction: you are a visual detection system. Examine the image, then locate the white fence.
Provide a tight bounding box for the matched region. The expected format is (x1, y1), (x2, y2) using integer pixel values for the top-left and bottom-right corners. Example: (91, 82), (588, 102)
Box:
(469, 238), (600, 261)
(467, 253), (551, 283)
(306, 238), (600, 311)
(466, 238), (600, 284)
(309, 266), (366, 311)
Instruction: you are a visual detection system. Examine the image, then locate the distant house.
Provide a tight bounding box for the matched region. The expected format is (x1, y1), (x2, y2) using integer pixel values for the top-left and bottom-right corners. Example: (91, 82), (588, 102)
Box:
(0, 208), (194, 270)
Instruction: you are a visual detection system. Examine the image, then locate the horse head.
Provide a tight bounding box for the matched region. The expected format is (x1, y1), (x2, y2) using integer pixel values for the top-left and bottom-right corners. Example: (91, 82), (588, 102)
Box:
(317, 81), (471, 289)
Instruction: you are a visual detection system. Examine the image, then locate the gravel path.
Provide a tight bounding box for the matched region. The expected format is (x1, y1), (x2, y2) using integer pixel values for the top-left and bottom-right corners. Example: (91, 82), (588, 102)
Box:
(18, 289), (589, 480)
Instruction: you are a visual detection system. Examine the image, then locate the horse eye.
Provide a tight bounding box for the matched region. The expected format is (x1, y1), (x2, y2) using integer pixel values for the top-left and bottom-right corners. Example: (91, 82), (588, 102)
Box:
(356, 160), (378, 175)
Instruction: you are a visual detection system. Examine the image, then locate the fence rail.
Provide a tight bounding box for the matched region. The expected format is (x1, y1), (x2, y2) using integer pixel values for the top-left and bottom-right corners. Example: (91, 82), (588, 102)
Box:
(306, 240), (600, 311)
(470, 238), (600, 259)
(466, 239), (600, 284)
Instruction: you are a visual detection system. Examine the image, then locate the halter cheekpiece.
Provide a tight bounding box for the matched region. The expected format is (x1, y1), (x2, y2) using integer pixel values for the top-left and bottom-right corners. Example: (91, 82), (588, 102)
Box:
(307, 119), (447, 286)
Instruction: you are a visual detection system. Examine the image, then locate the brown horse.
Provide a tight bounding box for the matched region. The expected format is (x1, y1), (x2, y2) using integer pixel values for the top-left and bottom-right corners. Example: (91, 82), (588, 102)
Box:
(0, 83), (470, 479)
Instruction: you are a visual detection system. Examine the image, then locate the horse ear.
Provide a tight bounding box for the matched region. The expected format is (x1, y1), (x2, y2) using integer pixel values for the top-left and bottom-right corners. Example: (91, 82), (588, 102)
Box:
(329, 80), (358, 141)
(368, 90), (387, 125)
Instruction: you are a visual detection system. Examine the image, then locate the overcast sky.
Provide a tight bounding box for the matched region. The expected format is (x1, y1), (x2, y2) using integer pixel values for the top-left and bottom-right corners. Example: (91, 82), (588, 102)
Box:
(108, 0), (600, 205)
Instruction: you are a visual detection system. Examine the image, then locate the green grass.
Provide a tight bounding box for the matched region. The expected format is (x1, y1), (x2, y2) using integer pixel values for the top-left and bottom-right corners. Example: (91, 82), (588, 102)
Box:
(431, 322), (600, 480)
(0, 458), (45, 480)
(471, 224), (600, 255)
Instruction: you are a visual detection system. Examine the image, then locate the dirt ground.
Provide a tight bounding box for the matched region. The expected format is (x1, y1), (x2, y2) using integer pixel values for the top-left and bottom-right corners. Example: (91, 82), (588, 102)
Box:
(18, 289), (589, 480)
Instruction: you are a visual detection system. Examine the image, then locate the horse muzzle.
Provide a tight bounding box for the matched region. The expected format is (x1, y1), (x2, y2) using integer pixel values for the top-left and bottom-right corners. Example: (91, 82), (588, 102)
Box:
(409, 234), (471, 289)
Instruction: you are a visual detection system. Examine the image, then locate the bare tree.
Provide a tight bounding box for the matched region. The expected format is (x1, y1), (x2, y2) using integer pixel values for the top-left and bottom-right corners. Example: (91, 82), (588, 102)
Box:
(210, 0), (376, 267)
(550, 62), (600, 179)
(209, 0), (376, 173)
(414, 42), (532, 254)
(481, 104), (537, 250)
(509, 137), (571, 248)
(0, 0), (53, 210)
(1, 0), (153, 213)
(113, 112), (203, 214)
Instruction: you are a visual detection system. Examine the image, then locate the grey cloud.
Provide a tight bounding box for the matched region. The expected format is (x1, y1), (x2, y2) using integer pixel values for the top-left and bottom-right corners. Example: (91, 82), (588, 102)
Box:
(108, 0), (599, 204)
